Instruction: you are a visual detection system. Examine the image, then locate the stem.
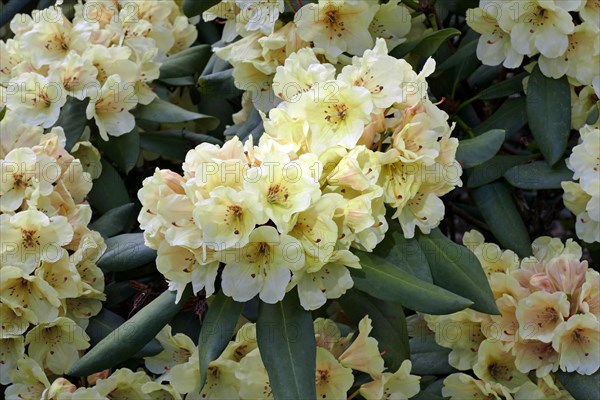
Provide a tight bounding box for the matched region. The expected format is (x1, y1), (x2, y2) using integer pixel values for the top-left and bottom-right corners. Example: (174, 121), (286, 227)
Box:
(454, 94), (480, 114)
(401, 0), (420, 9)
(285, 0), (296, 12)
(347, 388), (361, 400)
(454, 115), (475, 138)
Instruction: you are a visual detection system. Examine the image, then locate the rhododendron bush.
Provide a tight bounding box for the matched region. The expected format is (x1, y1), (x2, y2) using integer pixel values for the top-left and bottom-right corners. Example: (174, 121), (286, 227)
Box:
(0, 0), (598, 399)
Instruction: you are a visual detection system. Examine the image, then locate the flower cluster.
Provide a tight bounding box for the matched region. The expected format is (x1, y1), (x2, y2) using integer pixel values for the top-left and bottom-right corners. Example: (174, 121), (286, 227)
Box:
(0, 112), (106, 384)
(137, 39), (462, 310)
(467, 0), (599, 86)
(204, 0), (425, 111)
(0, 0), (197, 139)
(562, 124), (600, 243)
(5, 317), (421, 399)
(418, 231), (599, 399)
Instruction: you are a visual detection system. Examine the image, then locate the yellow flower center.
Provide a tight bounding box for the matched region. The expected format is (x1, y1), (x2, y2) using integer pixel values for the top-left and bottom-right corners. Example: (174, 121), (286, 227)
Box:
(21, 229), (40, 248)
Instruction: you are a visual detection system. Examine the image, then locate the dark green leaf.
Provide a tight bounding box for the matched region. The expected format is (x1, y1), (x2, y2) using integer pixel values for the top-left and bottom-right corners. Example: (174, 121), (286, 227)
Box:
(416, 229), (499, 315)
(257, 289), (316, 400)
(432, 40), (477, 76)
(467, 155), (531, 188)
(409, 336), (455, 376)
(0, 107), (6, 122)
(95, 128), (139, 174)
(478, 72), (527, 100)
(391, 28), (461, 58)
(555, 370), (600, 400)
(53, 97), (89, 151)
(159, 45), (212, 79)
(351, 251), (473, 315)
(586, 101), (600, 125)
(1, 0), (37, 28)
(198, 291), (243, 391)
(171, 311), (202, 346)
(140, 130), (223, 160)
(87, 160), (129, 214)
(89, 203), (136, 238)
(504, 160), (573, 190)
(68, 288), (190, 376)
(197, 69), (243, 99)
(97, 233), (157, 272)
(474, 97), (528, 137)
(338, 289), (409, 371)
(526, 65), (571, 165)
(182, 0), (220, 17)
(456, 129), (505, 168)
(134, 98), (219, 128)
(468, 65), (503, 88)
(374, 228), (433, 283)
(472, 181), (532, 257)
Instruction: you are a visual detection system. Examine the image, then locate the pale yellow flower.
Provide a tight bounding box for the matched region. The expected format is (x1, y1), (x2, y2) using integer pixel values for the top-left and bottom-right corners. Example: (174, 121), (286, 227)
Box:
(0, 336), (24, 385)
(516, 291), (570, 343)
(5, 357), (50, 400)
(145, 325), (196, 375)
(473, 339), (530, 391)
(236, 348), (272, 399)
(552, 313), (600, 375)
(512, 339), (559, 377)
(442, 373), (506, 400)
(218, 226), (304, 303)
(221, 322), (258, 362)
(360, 360), (421, 400)
(315, 347), (354, 399)
(25, 317), (90, 375)
(338, 316), (385, 377)
(95, 368), (152, 399)
(294, 0), (379, 57)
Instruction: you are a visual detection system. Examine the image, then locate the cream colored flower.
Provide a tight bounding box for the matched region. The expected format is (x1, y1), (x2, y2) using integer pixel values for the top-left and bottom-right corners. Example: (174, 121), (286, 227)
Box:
(0, 266), (61, 324)
(236, 348), (272, 399)
(294, 0), (379, 57)
(95, 368), (152, 399)
(0, 112), (44, 159)
(580, 0), (600, 29)
(562, 181), (599, 243)
(0, 302), (29, 339)
(516, 291), (570, 343)
(218, 226), (304, 303)
(369, 1), (412, 50)
(4, 357), (50, 400)
(221, 322), (258, 362)
(145, 325), (196, 375)
(499, 0), (577, 58)
(49, 50), (99, 100)
(273, 48), (336, 102)
(473, 339), (530, 391)
(360, 360), (421, 400)
(313, 318), (351, 358)
(288, 82), (373, 155)
(35, 252), (81, 299)
(338, 316), (385, 377)
(198, 358), (240, 399)
(5, 72), (67, 128)
(442, 373), (506, 400)
(25, 317), (90, 375)
(244, 152), (320, 233)
(467, 4), (523, 68)
(0, 335), (24, 385)
(194, 186), (265, 251)
(552, 313), (600, 375)
(579, 270), (600, 318)
(0, 210), (73, 272)
(512, 339), (559, 377)
(85, 74), (138, 140)
(0, 147), (60, 212)
(314, 347), (354, 399)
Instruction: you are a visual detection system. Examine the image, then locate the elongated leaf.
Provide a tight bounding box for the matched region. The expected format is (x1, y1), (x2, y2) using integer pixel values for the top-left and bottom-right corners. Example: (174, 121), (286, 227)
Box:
(159, 45), (212, 79)
(433, 40), (477, 76)
(140, 130), (223, 160)
(95, 128), (139, 174)
(86, 309), (161, 357)
(504, 160), (573, 190)
(338, 289), (409, 371)
(68, 288), (190, 376)
(467, 155), (531, 188)
(257, 290), (316, 400)
(555, 370), (600, 400)
(53, 97), (89, 151)
(374, 228), (433, 283)
(350, 251), (473, 315)
(89, 203), (136, 238)
(198, 291), (243, 391)
(410, 336), (455, 376)
(472, 181), (532, 257)
(474, 98), (528, 137)
(134, 98), (219, 128)
(478, 72), (527, 100)
(527, 65), (571, 165)
(87, 160), (129, 214)
(197, 69), (243, 99)
(456, 129), (505, 168)
(183, 0), (220, 17)
(391, 28), (461, 58)
(97, 233), (157, 272)
(416, 230), (499, 315)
